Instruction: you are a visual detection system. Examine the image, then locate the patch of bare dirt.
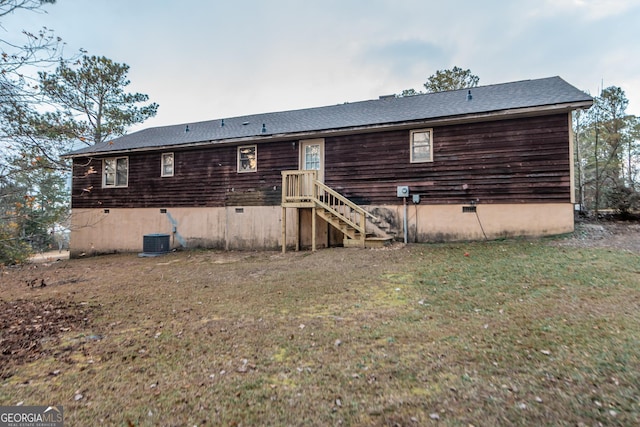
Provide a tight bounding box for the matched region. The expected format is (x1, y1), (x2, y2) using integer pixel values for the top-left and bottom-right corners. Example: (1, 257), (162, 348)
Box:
(551, 219), (640, 253)
(0, 297), (95, 379)
(29, 250), (69, 264)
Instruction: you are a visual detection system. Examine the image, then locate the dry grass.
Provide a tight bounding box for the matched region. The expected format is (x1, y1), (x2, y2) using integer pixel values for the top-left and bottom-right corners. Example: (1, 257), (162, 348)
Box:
(1, 239), (639, 426)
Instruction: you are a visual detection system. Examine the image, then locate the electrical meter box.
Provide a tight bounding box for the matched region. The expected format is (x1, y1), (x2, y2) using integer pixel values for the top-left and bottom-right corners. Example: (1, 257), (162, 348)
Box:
(396, 186), (409, 198)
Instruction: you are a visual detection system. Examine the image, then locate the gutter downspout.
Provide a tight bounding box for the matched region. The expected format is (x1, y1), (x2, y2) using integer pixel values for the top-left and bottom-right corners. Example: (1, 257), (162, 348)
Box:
(165, 211), (187, 248)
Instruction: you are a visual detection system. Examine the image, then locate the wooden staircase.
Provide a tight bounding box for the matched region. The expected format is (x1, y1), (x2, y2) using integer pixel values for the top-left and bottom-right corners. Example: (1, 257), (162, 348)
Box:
(281, 171), (393, 252)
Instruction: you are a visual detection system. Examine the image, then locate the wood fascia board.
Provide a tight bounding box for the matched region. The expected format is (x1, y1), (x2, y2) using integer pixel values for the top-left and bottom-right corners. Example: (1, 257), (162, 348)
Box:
(65, 101), (593, 158)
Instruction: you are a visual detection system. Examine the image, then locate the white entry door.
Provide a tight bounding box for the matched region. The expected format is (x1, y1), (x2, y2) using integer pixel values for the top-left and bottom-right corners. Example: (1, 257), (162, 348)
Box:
(300, 139), (324, 182)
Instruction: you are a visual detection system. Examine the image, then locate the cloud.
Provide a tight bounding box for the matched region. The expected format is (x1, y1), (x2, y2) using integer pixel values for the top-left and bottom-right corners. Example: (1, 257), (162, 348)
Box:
(360, 39), (448, 84)
(537, 0), (638, 21)
(4, 0), (640, 124)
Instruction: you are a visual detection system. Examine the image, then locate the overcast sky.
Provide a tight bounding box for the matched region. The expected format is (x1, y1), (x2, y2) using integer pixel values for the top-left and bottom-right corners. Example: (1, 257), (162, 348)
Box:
(7, 0), (640, 131)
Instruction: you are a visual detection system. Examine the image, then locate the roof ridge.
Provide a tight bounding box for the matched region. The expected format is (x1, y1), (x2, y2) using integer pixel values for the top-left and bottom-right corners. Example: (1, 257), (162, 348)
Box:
(65, 76), (592, 157)
(136, 77), (565, 133)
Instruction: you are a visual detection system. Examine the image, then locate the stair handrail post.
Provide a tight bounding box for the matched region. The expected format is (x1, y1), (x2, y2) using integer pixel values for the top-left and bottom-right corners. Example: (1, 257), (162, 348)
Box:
(312, 170), (319, 201)
(281, 171), (288, 203)
(360, 210), (366, 247)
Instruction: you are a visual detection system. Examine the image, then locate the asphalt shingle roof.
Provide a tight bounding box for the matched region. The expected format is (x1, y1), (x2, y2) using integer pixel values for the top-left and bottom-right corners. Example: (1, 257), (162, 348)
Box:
(67, 76), (592, 156)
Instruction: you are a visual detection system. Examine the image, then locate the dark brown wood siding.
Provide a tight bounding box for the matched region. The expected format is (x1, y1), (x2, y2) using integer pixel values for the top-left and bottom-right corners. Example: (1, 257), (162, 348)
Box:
(72, 113), (571, 209)
(325, 113), (571, 204)
(71, 141), (299, 209)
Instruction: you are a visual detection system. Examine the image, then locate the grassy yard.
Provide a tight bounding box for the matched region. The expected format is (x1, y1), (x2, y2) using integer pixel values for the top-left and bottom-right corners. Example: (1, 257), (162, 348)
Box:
(0, 239), (639, 426)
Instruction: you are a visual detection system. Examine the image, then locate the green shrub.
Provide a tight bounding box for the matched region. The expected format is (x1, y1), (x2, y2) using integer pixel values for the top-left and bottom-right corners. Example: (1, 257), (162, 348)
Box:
(607, 185), (639, 214)
(0, 226), (32, 265)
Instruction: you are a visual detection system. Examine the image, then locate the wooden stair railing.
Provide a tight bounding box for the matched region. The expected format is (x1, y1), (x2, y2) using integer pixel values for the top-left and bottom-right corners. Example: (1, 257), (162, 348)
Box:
(281, 171), (379, 251)
(314, 180), (374, 242)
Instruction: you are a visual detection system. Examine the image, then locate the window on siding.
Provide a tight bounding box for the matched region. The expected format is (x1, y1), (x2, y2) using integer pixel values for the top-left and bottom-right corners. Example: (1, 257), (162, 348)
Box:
(237, 145), (257, 172)
(103, 157), (128, 187)
(304, 144), (321, 171)
(410, 129), (433, 163)
(161, 153), (174, 177)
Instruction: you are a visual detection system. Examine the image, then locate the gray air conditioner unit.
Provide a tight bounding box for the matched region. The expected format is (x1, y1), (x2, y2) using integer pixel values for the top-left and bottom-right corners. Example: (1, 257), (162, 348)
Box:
(142, 234), (170, 254)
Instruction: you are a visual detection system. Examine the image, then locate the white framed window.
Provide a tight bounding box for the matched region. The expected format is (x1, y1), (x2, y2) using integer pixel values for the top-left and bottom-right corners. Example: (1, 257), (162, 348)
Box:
(103, 157), (128, 187)
(410, 129), (433, 163)
(237, 145), (257, 173)
(161, 152), (174, 177)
